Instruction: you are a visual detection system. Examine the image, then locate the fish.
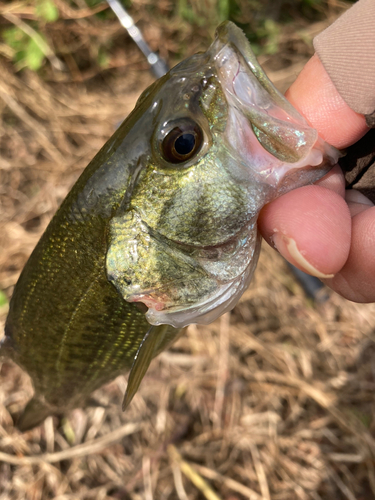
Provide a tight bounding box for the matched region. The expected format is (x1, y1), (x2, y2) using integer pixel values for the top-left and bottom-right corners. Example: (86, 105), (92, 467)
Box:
(1, 21), (339, 431)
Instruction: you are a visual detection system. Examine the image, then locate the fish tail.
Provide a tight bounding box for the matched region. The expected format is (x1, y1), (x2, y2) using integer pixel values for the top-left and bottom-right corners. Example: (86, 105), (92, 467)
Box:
(1, 326), (51, 431)
(16, 397), (52, 432)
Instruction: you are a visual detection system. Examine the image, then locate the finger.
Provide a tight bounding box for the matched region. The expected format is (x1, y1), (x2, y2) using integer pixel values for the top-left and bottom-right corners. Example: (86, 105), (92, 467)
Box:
(285, 54), (369, 149)
(258, 185), (351, 278)
(345, 189), (374, 217)
(324, 207), (375, 302)
(315, 164), (345, 197)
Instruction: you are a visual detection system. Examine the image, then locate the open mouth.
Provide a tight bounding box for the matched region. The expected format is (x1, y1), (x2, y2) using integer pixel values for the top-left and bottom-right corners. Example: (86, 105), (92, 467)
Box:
(207, 22), (339, 186)
(210, 21), (304, 125)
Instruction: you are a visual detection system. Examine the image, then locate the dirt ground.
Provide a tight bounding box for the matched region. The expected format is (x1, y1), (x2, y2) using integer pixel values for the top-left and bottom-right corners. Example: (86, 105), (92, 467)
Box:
(1, 6), (375, 500)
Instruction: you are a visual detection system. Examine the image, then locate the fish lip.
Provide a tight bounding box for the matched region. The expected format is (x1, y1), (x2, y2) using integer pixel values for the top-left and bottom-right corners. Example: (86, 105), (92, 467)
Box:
(210, 22), (260, 91)
(212, 22), (253, 65)
(211, 21), (301, 119)
(210, 22), (286, 124)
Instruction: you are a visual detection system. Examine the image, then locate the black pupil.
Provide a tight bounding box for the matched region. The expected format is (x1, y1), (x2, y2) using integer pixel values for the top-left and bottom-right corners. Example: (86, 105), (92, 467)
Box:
(174, 133), (195, 156)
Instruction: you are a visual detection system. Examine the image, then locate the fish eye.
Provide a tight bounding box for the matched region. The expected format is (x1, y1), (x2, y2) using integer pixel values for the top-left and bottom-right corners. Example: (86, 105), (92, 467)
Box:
(161, 119), (203, 164)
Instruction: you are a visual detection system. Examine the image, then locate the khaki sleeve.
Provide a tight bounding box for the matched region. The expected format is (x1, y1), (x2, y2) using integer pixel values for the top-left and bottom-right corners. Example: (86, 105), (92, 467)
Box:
(313, 0), (375, 123)
(313, 0), (375, 201)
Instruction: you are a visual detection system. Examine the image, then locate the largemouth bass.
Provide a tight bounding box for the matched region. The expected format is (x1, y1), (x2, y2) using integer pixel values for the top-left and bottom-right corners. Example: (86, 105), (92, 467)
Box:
(1, 22), (339, 431)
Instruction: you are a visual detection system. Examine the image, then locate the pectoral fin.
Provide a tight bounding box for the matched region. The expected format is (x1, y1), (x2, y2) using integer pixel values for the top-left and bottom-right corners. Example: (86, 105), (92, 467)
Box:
(122, 325), (160, 411)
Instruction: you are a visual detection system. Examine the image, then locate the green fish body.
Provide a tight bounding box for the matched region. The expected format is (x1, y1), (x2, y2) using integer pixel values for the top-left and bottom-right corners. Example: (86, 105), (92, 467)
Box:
(1, 22), (339, 430)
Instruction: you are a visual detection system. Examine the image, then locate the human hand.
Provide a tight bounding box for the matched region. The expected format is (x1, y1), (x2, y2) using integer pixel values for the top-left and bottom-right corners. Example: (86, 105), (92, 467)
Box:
(258, 54), (375, 302)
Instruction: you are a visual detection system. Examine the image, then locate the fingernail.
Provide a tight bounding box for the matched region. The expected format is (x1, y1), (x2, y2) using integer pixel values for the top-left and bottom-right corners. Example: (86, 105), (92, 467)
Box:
(345, 189), (374, 206)
(272, 233), (334, 279)
(345, 189), (374, 217)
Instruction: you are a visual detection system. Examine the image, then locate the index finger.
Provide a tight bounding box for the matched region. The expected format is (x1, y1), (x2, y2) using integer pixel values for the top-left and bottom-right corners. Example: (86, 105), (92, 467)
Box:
(285, 54), (369, 149)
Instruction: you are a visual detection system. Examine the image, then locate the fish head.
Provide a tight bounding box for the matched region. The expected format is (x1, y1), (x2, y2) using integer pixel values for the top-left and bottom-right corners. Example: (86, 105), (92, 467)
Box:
(106, 21), (339, 328)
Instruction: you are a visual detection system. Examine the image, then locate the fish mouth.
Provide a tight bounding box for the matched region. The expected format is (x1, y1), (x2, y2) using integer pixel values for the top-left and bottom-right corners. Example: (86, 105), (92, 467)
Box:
(209, 22), (338, 186)
(211, 21), (304, 123)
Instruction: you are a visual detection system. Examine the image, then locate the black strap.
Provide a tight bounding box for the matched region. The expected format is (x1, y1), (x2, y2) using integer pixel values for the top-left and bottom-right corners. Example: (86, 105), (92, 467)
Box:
(339, 128), (375, 203)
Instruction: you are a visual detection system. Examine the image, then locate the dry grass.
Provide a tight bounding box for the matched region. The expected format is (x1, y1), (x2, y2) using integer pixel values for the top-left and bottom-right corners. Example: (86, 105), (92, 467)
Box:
(1, 6), (375, 500)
